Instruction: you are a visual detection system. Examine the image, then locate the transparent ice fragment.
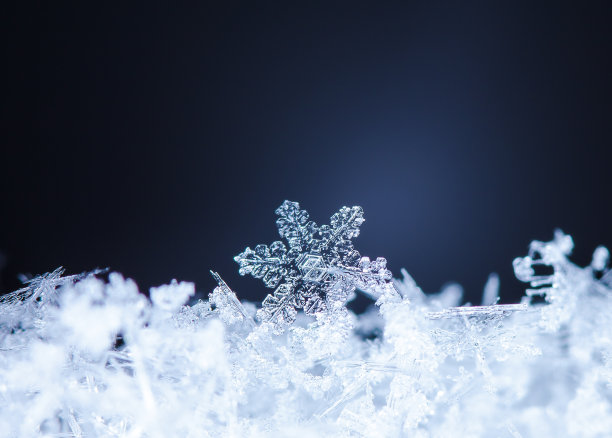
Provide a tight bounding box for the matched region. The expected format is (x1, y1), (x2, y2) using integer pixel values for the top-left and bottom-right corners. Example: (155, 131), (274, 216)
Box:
(0, 267), (106, 334)
(427, 303), (528, 320)
(209, 270), (254, 327)
(0, 267), (104, 309)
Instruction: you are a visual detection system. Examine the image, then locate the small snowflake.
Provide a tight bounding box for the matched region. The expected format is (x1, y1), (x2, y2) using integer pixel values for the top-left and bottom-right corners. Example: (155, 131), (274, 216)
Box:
(235, 200), (395, 331)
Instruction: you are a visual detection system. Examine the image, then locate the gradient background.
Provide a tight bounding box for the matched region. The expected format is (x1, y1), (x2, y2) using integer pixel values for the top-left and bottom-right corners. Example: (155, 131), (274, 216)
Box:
(2, 2), (611, 307)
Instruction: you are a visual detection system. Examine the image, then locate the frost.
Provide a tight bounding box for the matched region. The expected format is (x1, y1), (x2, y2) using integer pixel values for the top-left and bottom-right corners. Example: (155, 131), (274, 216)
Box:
(235, 201), (397, 332)
(1, 207), (611, 437)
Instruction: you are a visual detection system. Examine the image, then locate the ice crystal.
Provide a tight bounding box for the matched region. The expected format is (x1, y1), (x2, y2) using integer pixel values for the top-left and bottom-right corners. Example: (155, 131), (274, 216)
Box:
(513, 229), (611, 331)
(235, 200), (396, 332)
(209, 270), (254, 327)
(1, 215), (611, 437)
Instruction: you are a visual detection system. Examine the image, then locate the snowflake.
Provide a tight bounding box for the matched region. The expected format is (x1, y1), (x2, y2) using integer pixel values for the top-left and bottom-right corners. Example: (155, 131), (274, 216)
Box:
(235, 200), (395, 331)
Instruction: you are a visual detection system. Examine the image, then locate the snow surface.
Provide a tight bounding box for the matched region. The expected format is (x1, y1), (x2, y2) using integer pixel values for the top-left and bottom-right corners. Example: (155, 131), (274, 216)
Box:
(1, 227), (611, 437)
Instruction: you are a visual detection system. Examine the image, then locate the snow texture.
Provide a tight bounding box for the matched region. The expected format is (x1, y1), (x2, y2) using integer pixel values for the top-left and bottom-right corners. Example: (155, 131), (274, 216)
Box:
(0, 202), (611, 438)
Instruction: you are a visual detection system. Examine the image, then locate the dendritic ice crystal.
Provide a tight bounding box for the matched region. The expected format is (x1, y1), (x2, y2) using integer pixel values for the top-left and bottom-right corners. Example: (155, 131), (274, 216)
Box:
(234, 200), (396, 330)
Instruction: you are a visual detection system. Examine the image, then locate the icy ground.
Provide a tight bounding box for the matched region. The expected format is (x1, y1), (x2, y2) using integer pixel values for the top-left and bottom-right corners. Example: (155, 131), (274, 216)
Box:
(1, 228), (611, 437)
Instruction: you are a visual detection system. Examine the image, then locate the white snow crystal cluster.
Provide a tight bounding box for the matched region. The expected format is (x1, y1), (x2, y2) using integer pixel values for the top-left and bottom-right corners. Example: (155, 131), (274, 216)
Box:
(0, 202), (611, 438)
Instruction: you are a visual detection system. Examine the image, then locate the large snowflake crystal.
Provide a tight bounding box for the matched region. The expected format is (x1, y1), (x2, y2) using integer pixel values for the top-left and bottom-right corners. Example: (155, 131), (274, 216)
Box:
(235, 200), (394, 330)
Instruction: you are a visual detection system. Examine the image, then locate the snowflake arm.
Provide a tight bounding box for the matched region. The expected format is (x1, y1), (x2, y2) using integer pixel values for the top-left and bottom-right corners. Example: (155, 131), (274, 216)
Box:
(330, 257), (393, 298)
(275, 200), (318, 252)
(257, 283), (298, 331)
(319, 206), (364, 265)
(234, 242), (289, 288)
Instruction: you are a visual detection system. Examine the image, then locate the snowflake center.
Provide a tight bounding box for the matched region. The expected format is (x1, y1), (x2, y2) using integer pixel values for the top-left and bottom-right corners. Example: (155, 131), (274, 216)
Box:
(297, 254), (329, 283)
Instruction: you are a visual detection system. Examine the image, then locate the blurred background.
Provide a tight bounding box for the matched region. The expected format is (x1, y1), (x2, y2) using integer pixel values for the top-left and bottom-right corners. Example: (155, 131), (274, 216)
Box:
(1, 2), (611, 306)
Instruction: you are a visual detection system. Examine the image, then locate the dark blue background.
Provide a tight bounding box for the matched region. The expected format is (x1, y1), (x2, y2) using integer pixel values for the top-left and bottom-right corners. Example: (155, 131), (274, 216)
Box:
(2, 2), (611, 306)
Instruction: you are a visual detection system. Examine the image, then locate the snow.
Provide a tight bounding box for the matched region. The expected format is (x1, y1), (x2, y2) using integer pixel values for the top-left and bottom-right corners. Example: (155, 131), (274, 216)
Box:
(1, 203), (611, 437)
